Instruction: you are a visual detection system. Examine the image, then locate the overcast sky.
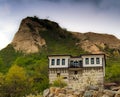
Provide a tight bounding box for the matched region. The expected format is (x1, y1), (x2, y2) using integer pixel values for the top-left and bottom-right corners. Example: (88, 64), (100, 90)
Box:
(0, 0), (120, 49)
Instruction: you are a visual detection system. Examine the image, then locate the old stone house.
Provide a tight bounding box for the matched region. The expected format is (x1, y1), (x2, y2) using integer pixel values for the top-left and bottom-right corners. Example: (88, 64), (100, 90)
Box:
(48, 54), (105, 89)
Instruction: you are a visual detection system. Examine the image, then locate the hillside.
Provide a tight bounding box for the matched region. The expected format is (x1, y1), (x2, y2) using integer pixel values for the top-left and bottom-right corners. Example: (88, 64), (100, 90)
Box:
(11, 16), (85, 55)
(11, 16), (120, 56)
(0, 16), (120, 71)
(72, 32), (120, 54)
(0, 16), (120, 96)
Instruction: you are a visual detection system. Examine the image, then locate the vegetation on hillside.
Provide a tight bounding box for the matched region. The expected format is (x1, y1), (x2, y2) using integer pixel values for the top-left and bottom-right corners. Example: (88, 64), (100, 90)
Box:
(0, 44), (22, 72)
(105, 56), (120, 83)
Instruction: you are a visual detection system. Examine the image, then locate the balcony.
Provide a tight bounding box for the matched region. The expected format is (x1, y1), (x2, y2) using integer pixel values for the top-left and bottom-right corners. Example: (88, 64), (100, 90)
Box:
(69, 64), (82, 68)
(69, 60), (83, 68)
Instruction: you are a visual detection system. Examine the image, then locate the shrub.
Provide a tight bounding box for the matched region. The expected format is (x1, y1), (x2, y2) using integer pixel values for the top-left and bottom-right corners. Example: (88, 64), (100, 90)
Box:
(26, 93), (42, 97)
(0, 65), (31, 97)
(52, 77), (67, 88)
(106, 64), (120, 83)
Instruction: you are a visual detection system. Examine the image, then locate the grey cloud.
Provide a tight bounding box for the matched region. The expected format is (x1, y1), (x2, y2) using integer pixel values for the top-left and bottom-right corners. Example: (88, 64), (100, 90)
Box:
(1, 0), (120, 11)
(70, 0), (120, 11)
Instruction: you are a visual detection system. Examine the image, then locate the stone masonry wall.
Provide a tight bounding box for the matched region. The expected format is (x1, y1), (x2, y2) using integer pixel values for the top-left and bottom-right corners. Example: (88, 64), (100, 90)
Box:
(49, 67), (104, 90)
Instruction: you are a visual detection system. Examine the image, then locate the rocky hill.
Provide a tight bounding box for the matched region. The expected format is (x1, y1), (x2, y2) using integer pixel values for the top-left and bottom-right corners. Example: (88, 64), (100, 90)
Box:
(72, 32), (120, 54)
(10, 16), (120, 55)
(11, 17), (78, 54)
(12, 17), (47, 53)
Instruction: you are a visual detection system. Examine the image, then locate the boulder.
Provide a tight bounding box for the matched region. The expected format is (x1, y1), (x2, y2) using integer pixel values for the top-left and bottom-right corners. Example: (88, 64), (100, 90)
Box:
(116, 89), (120, 94)
(79, 91), (85, 97)
(97, 91), (104, 97)
(67, 94), (75, 97)
(104, 83), (117, 89)
(111, 86), (120, 91)
(58, 93), (66, 97)
(59, 88), (66, 94)
(66, 88), (74, 95)
(92, 91), (99, 97)
(54, 87), (61, 96)
(88, 85), (99, 91)
(102, 94), (110, 97)
(43, 88), (49, 97)
(115, 94), (120, 97)
(73, 91), (80, 97)
(104, 90), (115, 97)
(50, 87), (56, 94)
(115, 89), (120, 97)
(84, 90), (93, 97)
(48, 93), (54, 97)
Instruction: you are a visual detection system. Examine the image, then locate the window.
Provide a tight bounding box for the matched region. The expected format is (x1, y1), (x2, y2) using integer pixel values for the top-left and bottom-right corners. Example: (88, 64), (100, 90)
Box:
(96, 58), (100, 64)
(91, 58), (94, 64)
(79, 60), (82, 67)
(57, 73), (60, 77)
(74, 61), (79, 67)
(62, 59), (65, 65)
(79, 60), (82, 65)
(57, 59), (60, 65)
(74, 61), (77, 67)
(51, 59), (55, 65)
(74, 71), (78, 75)
(85, 58), (89, 64)
(63, 77), (67, 79)
(70, 61), (73, 67)
(70, 61), (73, 65)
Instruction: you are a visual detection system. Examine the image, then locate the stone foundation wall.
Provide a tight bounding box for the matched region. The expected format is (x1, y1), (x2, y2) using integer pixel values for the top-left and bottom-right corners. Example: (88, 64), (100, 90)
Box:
(49, 67), (104, 89)
(49, 68), (69, 83)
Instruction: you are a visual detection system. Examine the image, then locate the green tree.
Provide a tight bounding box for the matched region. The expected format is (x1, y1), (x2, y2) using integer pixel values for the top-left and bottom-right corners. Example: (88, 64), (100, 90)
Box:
(0, 57), (6, 73)
(0, 73), (5, 97)
(2, 65), (31, 97)
(27, 59), (49, 93)
(106, 64), (120, 83)
(14, 54), (49, 93)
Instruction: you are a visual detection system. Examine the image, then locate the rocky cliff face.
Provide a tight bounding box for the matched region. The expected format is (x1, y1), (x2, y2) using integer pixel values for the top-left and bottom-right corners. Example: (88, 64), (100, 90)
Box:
(73, 32), (120, 54)
(12, 17), (47, 53)
(11, 16), (120, 54)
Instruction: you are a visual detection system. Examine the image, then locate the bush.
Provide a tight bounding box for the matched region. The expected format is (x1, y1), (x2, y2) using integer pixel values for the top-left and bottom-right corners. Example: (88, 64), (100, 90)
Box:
(0, 65), (31, 97)
(106, 64), (120, 83)
(52, 77), (67, 88)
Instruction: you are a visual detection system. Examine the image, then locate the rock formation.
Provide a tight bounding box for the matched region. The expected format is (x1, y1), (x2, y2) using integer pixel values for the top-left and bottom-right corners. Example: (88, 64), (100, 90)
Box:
(12, 17), (46, 53)
(10, 16), (120, 54)
(73, 32), (120, 54)
(43, 86), (120, 97)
